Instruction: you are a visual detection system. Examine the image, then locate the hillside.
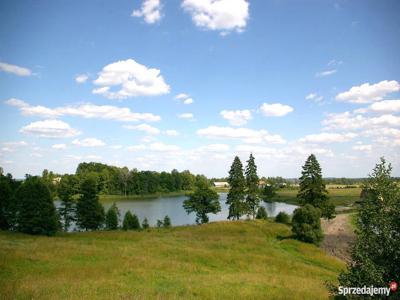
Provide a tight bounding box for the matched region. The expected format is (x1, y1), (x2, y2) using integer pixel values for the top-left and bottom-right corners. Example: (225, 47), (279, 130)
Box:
(0, 221), (344, 299)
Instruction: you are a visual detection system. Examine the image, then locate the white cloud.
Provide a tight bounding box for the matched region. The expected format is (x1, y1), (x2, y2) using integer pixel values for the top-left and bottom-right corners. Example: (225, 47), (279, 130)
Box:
(0, 61), (32, 76)
(5, 99), (161, 122)
(132, 0), (162, 24)
(196, 143), (230, 152)
(72, 138), (105, 147)
(148, 142), (180, 152)
(52, 143), (67, 150)
(165, 130), (179, 136)
(315, 69), (337, 77)
(354, 100), (400, 114)
(20, 120), (80, 138)
(220, 109), (252, 126)
(323, 112), (400, 131)
(127, 144), (147, 151)
(197, 125), (285, 144)
(178, 113), (194, 120)
(305, 93), (324, 102)
(336, 80), (400, 104)
(183, 98), (194, 104)
(259, 103), (294, 117)
(299, 132), (357, 143)
(110, 145), (123, 149)
(123, 123), (160, 135)
(75, 74), (89, 83)
(352, 144), (372, 152)
(1, 141), (28, 153)
(93, 59), (170, 99)
(181, 0), (249, 34)
(175, 93), (194, 104)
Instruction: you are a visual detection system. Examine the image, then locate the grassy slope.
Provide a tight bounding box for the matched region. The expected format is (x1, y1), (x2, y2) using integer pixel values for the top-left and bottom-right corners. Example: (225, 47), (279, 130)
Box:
(0, 221), (343, 299)
(273, 187), (361, 206)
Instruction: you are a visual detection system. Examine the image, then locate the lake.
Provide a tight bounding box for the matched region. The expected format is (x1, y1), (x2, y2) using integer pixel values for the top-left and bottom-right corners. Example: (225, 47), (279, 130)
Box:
(56, 193), (298, 230)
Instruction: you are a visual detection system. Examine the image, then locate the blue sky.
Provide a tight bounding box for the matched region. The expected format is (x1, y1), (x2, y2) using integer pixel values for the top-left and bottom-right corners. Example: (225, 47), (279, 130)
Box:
(0, 0), (399, 178)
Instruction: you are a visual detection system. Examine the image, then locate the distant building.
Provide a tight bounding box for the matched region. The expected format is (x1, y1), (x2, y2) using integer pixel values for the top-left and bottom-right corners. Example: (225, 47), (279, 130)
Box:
(213, 182), (229, 188)
(52, 177), (62, 184)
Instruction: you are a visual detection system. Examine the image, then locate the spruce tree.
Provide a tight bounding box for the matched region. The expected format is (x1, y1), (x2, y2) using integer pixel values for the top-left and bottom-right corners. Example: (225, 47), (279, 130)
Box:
(15, 177), (59, 235)
(76, 175), (105, 231)
(183, 179), (220, 224)
(226, 156), (246, 220)
(163, 215), (171, 227)
(105, 203), (119, 230)
(142, 217), (149, 229)
(57, 175), (76, 231)
(297, 154), (329, 210)
(245, 153), (260, 218)
(122, 210), (140, 230)
(333, 158), (400, 295)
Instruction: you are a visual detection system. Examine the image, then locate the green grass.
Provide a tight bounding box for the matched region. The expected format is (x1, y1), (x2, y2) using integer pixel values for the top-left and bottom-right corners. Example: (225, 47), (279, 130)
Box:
(0, 221), (344, 299)
(272, 187), (362, 207)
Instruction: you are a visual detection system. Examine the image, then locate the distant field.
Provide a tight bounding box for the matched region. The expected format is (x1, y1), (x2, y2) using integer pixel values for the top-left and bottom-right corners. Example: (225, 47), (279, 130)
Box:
(99, 191), (190, 202)
(0, 221), (344, 299)
(273, 187), (362, 206)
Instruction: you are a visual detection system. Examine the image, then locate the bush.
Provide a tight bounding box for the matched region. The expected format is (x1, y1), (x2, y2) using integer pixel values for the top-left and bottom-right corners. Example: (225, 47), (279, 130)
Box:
(15, 177), (59, 235)
(255, 206), (268, 220)
(156, 219), (163, 227)
(122, 210), (141, 230)
(291, 204), (323, 245)
(163, 215), (171, 228)
(142, 217), (149, 229)
(275, 211), (290, 224)
(105, 203), (119, 230)
(320, 201), (336, 220)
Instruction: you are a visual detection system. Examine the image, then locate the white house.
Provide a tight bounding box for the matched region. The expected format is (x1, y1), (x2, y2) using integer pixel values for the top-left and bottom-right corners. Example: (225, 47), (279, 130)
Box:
(213, 182), (229, 188)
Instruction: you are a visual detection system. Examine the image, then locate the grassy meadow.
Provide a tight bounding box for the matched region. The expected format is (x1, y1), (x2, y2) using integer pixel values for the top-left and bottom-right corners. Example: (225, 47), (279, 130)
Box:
(0, 220), (344, 300)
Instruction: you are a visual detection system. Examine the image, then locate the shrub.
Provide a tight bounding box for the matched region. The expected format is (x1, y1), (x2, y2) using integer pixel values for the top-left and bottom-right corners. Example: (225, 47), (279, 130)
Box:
(275, 211), (290, 224)
(320, 201), (336, 220)
(142, 217), (149, 229)
(105, 203), (119, 230)
(163, 215), (171, 228)
(256, 206), (268, 220)
(123, 210), (141, 230)
(291, 204), (323, 245)
(156, 219), (163, 227)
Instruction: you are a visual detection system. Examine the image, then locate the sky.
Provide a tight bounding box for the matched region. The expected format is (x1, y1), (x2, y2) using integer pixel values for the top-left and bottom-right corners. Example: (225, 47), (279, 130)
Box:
(0, 0), (399, 179)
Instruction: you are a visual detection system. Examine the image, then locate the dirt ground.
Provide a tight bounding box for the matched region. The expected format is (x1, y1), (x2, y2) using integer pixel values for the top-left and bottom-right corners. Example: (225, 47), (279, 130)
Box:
(321, 214), (356, 262)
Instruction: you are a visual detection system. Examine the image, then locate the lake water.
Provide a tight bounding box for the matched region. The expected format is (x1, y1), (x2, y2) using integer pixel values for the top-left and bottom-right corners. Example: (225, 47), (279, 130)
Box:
(56, 193), (298, 230)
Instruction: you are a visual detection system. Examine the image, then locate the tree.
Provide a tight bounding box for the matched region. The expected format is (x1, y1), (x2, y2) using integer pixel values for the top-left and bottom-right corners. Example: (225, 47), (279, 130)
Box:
(142, 217), (149, 229)
(183, 180), (220, 224)
(320, 201), (336, 220)
(163, 215), (171, 228)
(261, 185), (276, 202)
(291, 204), (323, 245)
(333, 158), (400, 296)
(245, 153), (260, 219)
(122, 210), (140, 230)
(0, 175), (13, 229)
(297, 154), (329, 209)
(256, 206), (268, 220)
(275, 211), (290, 224)
(76, 175), (105, 231)
(57, 175), (77, 231)
(156, 219), (163, 227)
(226, 156), (246, 220)
(105, 203), (119, 230)
(15, 177), (59, 235)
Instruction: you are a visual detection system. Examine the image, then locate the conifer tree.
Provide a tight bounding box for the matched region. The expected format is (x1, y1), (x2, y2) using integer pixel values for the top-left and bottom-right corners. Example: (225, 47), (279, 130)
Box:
(163, 215), (171, 227)
(142, 217), (149, 229)
(15, 177), (59, 235)
(122, 210), (140, 230)
(226, 156), (246, 220)
(0, 175), (12, 230)
(58, 175), (77, 231)
(76, 175), (105, 231)
(297, 154), (329, 209)
(105, 203), (119, 230)
(245, 153), (260, 218)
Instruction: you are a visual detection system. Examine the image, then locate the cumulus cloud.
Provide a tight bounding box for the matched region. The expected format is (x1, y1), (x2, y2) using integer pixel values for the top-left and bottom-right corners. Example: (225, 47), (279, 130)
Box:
(175, 93), (194, 104)
(352, 144), (372, 152)
(354, 100), (400, 114)
(178, 113), (194, 120)
(323, 112), (400, 131)
(123, 123), (160, 135)
(299, 132), (357, 143)
(165, 130), (179, 136)
(181, 0), (249, 34)
(132, 0), (162, 24)
(93, 59), (170, 99)
(72, 138), (105, 147)
(197, 125), (285, 144)
(5, 99), (161, 122)
(1, 141), (28, 153)
(305, 93), (324, 103)
(315, 69), (337, 77)
(220, 109), (252, 126)
(20, 120), (80, 138)
(196, 143), (230, 152)
(127, 144), (147, 152)
(259, 103), (293, 117)
(75, 74), (89, 83)
(0, 61), (32, 76)
(336, 80), (400, 104)
(52, 143), (67, 150)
